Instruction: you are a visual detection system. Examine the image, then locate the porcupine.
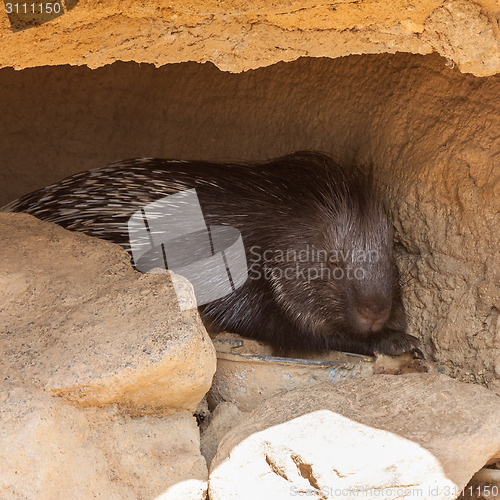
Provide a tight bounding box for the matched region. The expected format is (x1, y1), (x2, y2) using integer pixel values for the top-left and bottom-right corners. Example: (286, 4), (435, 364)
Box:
(1, 151), (423, 358)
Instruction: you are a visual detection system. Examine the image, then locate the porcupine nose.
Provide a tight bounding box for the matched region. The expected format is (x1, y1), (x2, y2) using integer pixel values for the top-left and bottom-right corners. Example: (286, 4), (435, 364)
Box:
(355, 302), (391, 333)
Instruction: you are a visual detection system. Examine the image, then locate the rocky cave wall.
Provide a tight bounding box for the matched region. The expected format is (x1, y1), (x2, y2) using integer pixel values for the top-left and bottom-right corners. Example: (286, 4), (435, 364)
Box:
(0, 0), (499, 76)
(0, 0), (499, 392)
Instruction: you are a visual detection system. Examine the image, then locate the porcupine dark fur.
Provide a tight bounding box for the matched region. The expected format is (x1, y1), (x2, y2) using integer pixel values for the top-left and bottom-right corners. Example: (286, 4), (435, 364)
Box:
(1, 151), (423, 358)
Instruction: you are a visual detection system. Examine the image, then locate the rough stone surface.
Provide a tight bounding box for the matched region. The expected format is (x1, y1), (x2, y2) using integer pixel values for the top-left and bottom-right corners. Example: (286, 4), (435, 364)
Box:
(0, 52), (497, 391)
(0, 375), (128, 499)
(0, 0), (499, 76)
(422, 0), (500, 77)
(200, 401), (247, 467)
(209, 373), (500, 500)
(87, 407), (209, 499)
(0, 212), (216, 414)
(0, 373), (208, 499)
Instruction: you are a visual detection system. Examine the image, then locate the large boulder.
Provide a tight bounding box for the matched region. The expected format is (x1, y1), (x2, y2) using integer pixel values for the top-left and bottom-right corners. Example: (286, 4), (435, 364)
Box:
(0, 212), (216, 414)
(209, 373), (500, 499)
(0, 373), (208, 499)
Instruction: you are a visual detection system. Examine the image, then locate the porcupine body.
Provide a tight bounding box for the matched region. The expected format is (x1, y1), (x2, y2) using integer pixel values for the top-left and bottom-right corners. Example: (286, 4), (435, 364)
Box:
(1, 151), (423, 357)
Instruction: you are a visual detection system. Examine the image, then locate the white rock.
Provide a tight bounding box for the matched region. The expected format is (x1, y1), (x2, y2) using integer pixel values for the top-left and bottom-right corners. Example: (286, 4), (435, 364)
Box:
(209, 373), (500, 500)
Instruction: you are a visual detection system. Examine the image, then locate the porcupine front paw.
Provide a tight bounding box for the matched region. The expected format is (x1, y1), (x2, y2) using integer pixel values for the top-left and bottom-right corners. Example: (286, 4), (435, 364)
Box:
(370, 330), (425, 360)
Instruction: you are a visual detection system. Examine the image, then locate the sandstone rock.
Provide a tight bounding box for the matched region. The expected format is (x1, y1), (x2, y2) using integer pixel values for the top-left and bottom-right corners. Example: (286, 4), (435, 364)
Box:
(200, 401), (247, 467)
(0, 372), (208, 499)
(0, 213), (216, 414)
(0, 0), (499, 76)
(422, 0), (499, 77)
(0, 374), (133, 500)
(209, 373), (500, 499)
(88, 407), (208, 499)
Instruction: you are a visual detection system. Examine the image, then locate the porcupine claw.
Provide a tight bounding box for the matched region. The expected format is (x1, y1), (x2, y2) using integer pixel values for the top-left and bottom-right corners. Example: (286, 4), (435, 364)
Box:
(410, 346), (426, 360)
(372, 331), (426, 360)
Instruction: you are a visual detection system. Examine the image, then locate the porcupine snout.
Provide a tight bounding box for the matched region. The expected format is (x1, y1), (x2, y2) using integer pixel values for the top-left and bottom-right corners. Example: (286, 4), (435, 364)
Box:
(353, 299), (391, 333)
